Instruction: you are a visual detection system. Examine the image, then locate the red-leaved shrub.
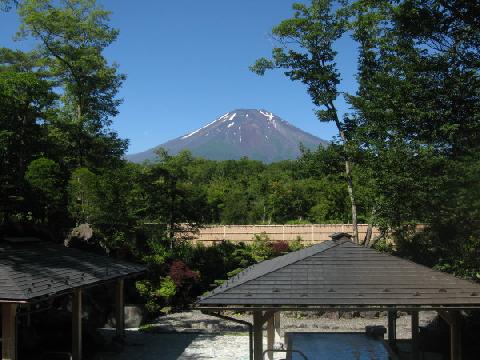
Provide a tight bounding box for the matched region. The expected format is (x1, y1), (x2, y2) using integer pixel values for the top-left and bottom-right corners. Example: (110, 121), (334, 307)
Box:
(168, 260), (199, 287)
(272, 240), (289, 255)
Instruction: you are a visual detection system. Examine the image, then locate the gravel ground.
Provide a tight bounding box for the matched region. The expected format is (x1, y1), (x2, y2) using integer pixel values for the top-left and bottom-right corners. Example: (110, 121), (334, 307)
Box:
(96, 310), (437, 360)
(141, 310), (436, 339)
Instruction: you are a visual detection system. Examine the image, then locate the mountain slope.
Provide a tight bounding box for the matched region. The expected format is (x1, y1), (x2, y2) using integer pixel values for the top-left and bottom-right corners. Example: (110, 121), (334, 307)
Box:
(127, 109), (328, 163)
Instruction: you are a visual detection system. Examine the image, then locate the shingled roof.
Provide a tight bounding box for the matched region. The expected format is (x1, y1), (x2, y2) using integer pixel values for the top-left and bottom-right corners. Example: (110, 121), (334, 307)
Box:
(197, 238), (480, 309)
(0, 240), (145, 303)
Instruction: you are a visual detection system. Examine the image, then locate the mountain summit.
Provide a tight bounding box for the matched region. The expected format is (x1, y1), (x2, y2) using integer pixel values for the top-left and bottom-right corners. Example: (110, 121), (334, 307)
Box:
(127, 109), (327, 163)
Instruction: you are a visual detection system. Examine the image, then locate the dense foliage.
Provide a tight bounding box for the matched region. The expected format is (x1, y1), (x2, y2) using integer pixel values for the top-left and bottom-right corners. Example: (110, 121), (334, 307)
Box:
(135, 234), (304, 314)
(347, 0), (480, 277)
(253, 0), (480, 279)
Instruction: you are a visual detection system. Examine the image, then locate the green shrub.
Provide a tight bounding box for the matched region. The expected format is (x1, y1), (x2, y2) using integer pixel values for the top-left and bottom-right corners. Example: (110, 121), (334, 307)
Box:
(251, 232), (273, 262)
(157, 276), (177, 298)
(289, 236), (304, 251)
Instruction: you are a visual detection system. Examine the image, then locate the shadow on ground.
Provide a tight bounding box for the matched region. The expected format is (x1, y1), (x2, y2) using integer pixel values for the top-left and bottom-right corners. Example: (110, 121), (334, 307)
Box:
(96, 329), (249, 360)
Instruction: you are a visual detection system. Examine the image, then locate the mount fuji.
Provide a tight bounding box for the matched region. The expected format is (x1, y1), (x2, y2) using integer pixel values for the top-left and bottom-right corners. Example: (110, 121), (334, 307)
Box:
(126, 109), (328, 163)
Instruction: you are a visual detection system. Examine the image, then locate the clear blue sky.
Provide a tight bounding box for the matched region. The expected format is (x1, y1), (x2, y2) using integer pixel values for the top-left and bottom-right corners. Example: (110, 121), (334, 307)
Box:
(1, 0), (359, 154)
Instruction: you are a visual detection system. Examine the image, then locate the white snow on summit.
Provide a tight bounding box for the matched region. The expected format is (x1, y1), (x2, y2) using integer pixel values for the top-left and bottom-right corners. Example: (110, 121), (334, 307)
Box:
(218, 113), (230, 121)
(259, 110), (274, 121)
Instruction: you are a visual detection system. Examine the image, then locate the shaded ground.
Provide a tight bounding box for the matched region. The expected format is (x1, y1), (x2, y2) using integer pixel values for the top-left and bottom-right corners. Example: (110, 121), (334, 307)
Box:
(96, 331), (250, 360)
(95, 310), (437, 360)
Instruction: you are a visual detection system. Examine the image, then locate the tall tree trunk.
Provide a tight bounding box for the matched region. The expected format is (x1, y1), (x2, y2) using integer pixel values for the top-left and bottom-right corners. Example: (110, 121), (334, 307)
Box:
(363, 223), (373, 246)
(169, 177), (177, 248)
(331, 104), (359, 244)
(77, 104), (83, 167)
(345, 159), (359, 243)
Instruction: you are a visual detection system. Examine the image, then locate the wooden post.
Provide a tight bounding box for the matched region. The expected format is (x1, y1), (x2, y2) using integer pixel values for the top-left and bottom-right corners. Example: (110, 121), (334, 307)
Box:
(253, 312), (264, 360)
(449, 316), (461, 360)
(274, 312), (281, 343)
(266, 315), (275, 360)
(411, 311), (420, 360)
(388, 310), (397, 349)
(115, 279), (125, 340)
(72, 289), (82, 360)
(438, 311), (462, 360)
(2, 303), (18, 360)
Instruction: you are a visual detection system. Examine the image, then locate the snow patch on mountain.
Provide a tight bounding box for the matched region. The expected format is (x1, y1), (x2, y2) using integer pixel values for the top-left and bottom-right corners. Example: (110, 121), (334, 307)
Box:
(218, 113), (230, 121)
(259, 110), (274, 121)
(181, 118), (220, 139)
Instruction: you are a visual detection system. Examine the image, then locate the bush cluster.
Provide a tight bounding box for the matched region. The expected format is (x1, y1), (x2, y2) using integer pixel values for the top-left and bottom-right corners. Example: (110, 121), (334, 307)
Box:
(136, 233), (304, 315)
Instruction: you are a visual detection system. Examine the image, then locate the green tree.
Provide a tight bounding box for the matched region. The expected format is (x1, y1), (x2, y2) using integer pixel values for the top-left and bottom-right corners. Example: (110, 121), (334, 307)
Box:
(67, 167), (98, 224)
(24, 157), (64, 222)
(0, 51), (56, 223)
(348, 0), (480, 272)
(251, 0), (360, 242)
(17, 0), (127, 169)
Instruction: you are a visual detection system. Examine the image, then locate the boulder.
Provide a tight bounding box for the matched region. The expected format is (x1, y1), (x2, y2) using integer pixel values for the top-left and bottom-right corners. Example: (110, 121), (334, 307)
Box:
(125, 305), (144, 328)
(107, 305), (144, 329)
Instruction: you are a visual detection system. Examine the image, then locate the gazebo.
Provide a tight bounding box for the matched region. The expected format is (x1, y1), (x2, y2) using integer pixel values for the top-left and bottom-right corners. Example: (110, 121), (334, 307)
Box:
(197, 233), (480, 360)
(0, 238), (145, 360)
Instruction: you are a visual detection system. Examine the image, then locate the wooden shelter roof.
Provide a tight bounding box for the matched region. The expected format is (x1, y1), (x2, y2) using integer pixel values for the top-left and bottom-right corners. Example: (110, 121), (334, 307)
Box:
(197, 238), (480, 310)
(0, 240), (145, 303)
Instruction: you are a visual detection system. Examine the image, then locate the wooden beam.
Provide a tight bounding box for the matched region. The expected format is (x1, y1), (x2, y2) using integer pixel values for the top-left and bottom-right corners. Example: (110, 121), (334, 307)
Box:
(266, 315), (274, 360)
(72, 289), (82, 360)
(2, 303), (17, 360)
(274, 312), (281, 343)
(253, 311), (264, 360)
(115, 279), (125, 340)
(411, 311), (420, 360)
(388, 310), (397, 349)
(439, 311), (462, 360)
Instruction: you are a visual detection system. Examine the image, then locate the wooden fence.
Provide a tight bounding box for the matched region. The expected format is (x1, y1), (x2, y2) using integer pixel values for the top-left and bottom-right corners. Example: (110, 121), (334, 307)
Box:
(189, 224), (381, 246)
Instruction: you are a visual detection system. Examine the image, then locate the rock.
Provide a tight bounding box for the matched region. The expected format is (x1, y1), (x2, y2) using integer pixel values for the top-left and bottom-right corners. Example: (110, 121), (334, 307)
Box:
(322, 311), (340, 320)
(64, 224), (93, 246)
(107, 305), (144, 329)
(125, 306), (144, 328)
(341, 311), (354, 319)
(361, 311), (379, 319)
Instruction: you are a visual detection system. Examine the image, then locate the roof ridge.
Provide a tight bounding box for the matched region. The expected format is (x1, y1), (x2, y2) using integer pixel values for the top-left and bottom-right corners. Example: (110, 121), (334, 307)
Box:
(198, 239), (346, 302)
